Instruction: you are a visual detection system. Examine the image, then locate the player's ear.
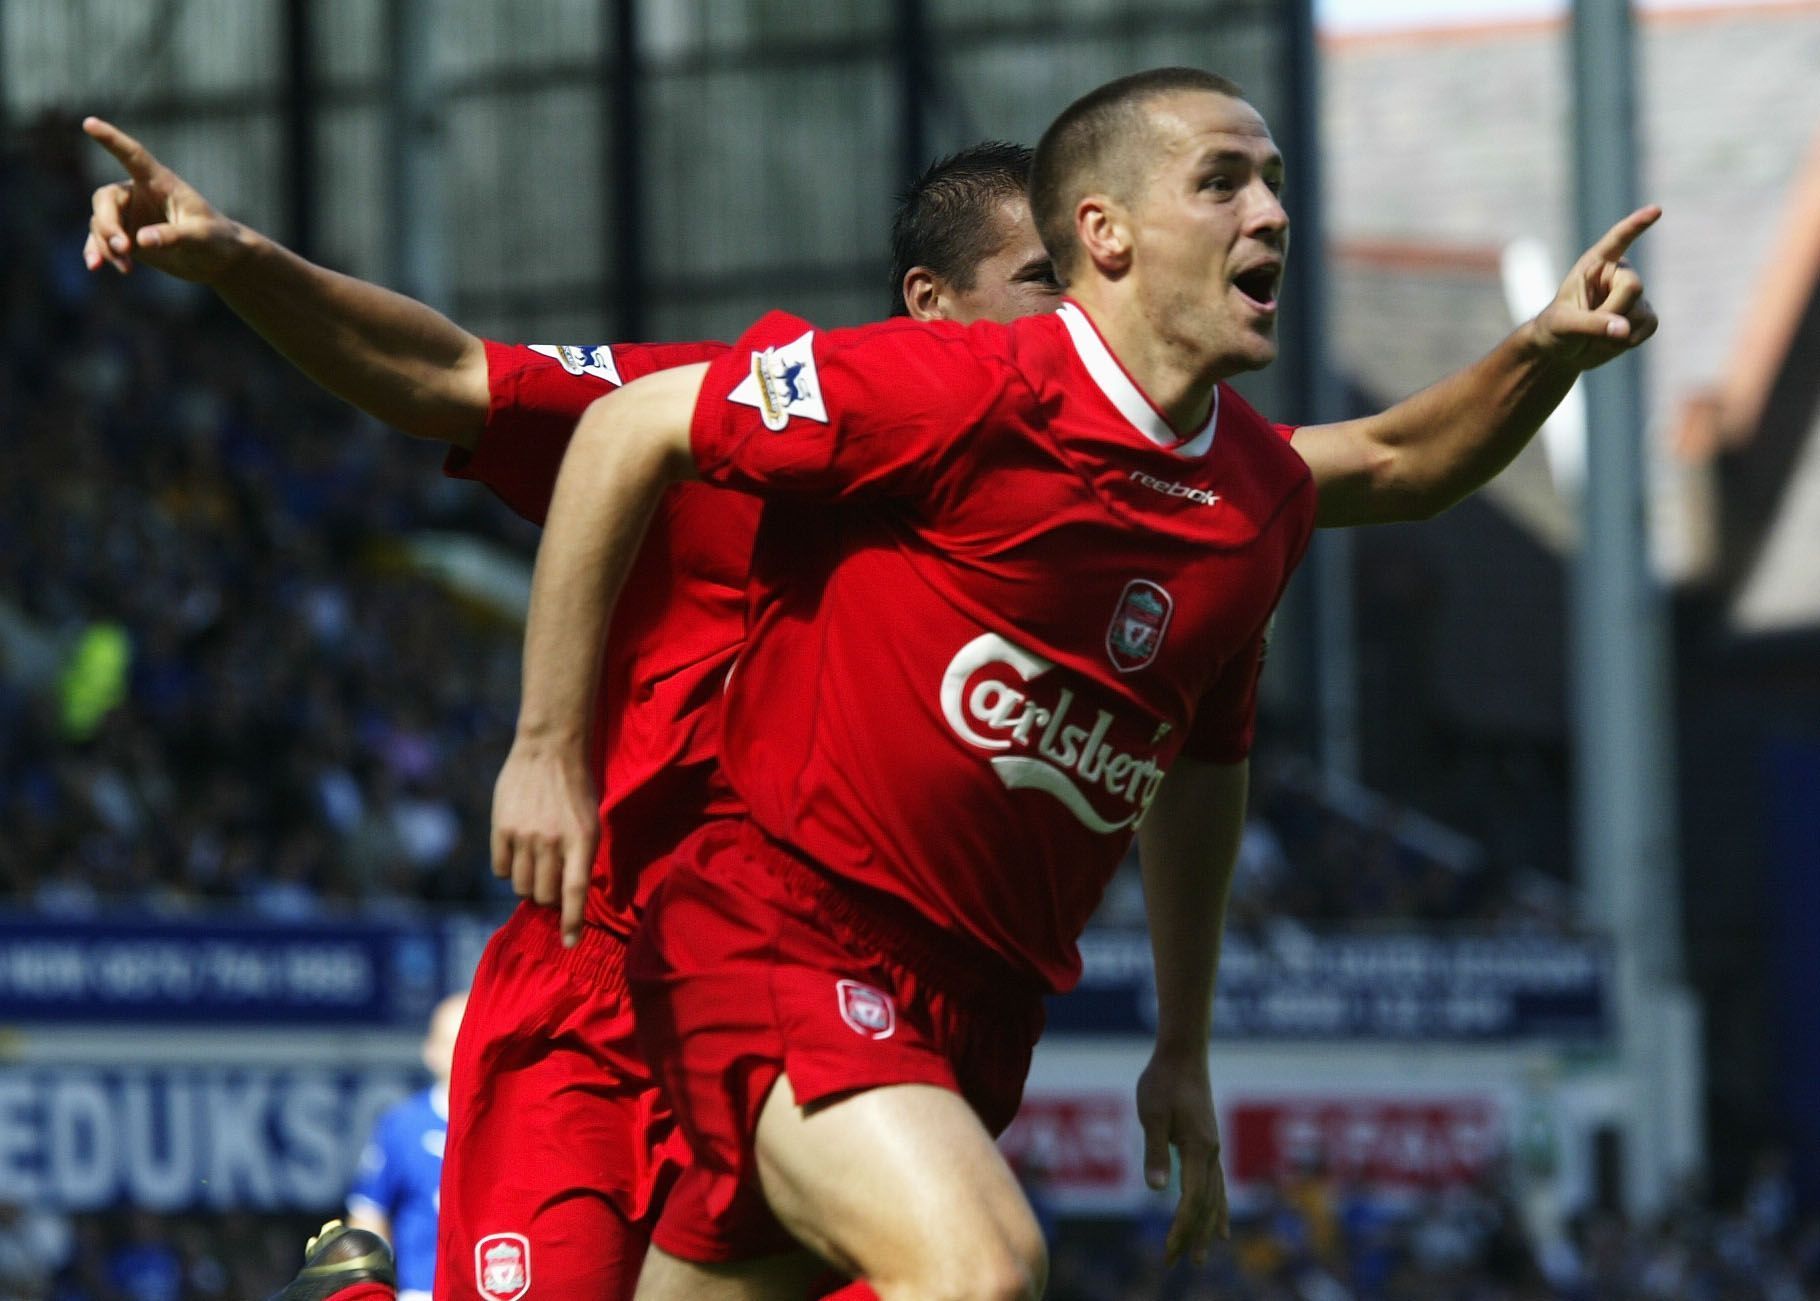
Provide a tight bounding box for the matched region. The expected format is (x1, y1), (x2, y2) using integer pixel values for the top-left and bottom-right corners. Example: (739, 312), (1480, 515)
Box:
(1077, 194), (1131, 277)
(902, 266), (945, 321)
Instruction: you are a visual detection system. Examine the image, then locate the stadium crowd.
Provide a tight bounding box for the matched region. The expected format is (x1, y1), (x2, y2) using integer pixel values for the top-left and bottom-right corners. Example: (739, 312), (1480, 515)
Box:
(7, 1154), (1816, 1300)
(1037, 1155), (1820, 1300)
(0, 119), (525, 922)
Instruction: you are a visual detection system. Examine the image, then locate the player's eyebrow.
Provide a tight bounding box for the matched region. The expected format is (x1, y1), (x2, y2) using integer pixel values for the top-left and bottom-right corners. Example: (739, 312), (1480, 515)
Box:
(1199, 146), (1286, 174)
(1013, 255), (1057, 283)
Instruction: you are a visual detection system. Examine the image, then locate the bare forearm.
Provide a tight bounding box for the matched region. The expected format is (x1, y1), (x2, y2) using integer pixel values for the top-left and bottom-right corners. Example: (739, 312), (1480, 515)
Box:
(1139, 758), (1248, 1055)
(518, 419), (663, 744)
(1301, 201), (1664, 528)
(1303, 318), (1579, 527)
(515, 368), (704, 748)
(212, 230), (489, 446)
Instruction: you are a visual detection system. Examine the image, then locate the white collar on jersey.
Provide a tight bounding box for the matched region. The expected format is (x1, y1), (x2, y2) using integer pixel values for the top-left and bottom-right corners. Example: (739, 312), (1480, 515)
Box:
(1056, 300), (1219, 459)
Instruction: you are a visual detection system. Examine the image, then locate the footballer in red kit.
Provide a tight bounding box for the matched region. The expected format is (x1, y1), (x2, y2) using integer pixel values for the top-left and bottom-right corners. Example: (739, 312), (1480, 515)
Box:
(688, 304), (1310, 987)
(451, 338), (749, 919)
(499, 67), (1657, 1300)
(434, 337), (741, 1299)
(625, 298), (1313, 1267)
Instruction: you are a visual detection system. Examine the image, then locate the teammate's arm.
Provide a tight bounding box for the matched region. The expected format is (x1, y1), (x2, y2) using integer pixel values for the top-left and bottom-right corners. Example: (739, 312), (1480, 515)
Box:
(81, 117), (488, 447)
(491, 364), (707, 945)
(1295, 205), (1661, 527)
(1134, 754), (1246, 1268)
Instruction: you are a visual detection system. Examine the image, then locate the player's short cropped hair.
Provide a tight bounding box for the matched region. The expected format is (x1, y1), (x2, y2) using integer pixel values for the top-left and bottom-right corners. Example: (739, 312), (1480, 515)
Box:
(1030, 67), (1247, 285)
(888, 141), (1035, 315)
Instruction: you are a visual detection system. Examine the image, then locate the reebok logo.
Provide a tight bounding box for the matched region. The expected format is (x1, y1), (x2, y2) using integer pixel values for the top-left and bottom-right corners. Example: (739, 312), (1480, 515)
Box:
(1128, 470), (1219, 508)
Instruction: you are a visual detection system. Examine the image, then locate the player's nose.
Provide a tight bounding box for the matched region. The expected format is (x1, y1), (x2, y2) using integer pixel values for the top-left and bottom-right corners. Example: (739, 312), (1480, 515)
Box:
(1246, 187), (1289, 246)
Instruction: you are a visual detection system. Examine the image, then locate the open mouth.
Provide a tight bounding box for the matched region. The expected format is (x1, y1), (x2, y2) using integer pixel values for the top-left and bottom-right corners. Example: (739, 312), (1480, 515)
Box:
(1232, 264), (1281, 310)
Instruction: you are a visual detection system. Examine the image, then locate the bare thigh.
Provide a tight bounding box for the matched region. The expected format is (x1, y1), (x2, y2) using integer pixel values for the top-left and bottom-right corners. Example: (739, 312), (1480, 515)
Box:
(753, 1075), (1046, 1300)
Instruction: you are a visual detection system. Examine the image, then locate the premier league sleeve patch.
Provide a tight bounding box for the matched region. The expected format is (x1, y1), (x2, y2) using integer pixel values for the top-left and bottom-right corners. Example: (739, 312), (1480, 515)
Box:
(527, 343), (623, 386)
(729, 331), (828, 432)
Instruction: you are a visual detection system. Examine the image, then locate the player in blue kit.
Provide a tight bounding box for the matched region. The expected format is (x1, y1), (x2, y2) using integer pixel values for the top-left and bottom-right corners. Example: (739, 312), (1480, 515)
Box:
(344, 993), (467, 1301)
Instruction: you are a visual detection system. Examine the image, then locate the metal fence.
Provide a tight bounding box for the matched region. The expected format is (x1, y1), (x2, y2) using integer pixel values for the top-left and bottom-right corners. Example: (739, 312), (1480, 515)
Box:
(2, 0), (1302, 421)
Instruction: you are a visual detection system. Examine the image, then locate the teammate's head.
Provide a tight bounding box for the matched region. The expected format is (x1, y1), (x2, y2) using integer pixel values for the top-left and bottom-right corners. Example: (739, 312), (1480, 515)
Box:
(891, 142), (1061, 326)
(422, 990), (467, 1085)
(1030, 68), (1288, 374)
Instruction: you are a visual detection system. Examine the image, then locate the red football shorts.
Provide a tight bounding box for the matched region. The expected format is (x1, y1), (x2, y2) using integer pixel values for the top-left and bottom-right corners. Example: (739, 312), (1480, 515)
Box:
(628, 818), (1048, 1265)
(436, 902), (689, 1301)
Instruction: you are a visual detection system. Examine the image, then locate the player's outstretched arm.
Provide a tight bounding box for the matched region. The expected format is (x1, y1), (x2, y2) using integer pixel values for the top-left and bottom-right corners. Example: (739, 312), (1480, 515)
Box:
(1294, 205), (1662, 528)
(491, 364), (706, 945)
(1134, 754), (1247, 1267)
(81, 117), (489, 447)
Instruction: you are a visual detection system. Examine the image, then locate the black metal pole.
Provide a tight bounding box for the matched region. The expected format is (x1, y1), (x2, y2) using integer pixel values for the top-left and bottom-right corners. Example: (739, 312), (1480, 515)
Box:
(893, 0), (933, 196)
(1276, 0), (1357, 776)
(281, 0), (317, 260)
(608, 0), (646, 341)
(1276, 0), (1321, 429)
(0, 0), (10, 143)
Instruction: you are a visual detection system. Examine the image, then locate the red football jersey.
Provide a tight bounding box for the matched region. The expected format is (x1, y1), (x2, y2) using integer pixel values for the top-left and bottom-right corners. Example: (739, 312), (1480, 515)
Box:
(691, 302), (1315, 991)
(447, 340), (752, 935)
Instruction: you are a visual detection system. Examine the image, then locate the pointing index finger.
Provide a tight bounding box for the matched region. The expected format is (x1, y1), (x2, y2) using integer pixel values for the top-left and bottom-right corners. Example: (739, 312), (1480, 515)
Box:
(1587, 204), (1662, 265)
(82, 116), (164, 183)
(561, 839), (589, 948)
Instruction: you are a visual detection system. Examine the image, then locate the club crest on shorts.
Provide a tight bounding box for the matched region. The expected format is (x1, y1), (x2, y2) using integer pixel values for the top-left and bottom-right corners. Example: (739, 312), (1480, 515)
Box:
(1106, 579), (1173, 673)
(475, 1233), (530, 1301)
(836, 979), (896, 1040)
(729, 331), (827, 431)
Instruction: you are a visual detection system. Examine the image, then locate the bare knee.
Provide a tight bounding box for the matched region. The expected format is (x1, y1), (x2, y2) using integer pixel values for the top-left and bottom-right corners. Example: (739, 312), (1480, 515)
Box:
(876, 1217), (1047, 1301)
(1006, 1216), (1049, 1299)
(980, 1223), (1047, 1301)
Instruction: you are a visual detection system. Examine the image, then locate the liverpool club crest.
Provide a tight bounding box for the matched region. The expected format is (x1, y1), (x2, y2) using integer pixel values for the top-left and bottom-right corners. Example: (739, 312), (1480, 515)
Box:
(1106, 579), (1173, 673)
(476, 1233), (530, 1301)
(836, 979), (897, 1040)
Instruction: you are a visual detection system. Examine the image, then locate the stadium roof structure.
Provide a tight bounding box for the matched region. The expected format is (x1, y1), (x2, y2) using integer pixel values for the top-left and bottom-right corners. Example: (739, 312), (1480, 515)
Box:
(1676, 131), (1820, 638)
(1329, 238), (1575, 555)
(1321, 0), (1820, 642)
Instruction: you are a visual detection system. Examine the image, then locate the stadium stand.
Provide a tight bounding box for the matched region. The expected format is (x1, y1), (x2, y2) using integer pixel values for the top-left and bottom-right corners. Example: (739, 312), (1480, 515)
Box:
(0, 121), (525, 924)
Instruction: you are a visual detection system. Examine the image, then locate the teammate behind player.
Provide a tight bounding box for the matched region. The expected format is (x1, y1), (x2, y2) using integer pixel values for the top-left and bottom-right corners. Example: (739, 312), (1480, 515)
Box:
(886, 141), (1059, 325)
(496, 67), (1658, 1300)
